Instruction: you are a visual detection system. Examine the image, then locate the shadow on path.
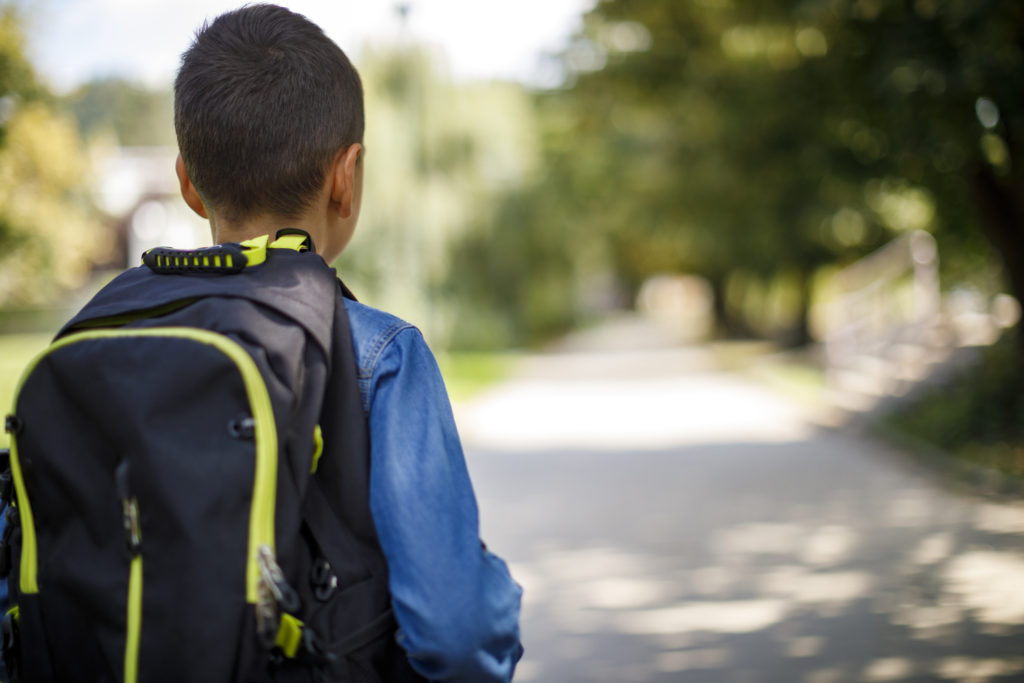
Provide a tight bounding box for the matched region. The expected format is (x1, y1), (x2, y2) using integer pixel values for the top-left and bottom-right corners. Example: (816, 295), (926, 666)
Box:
(459, 343), (1024, 682)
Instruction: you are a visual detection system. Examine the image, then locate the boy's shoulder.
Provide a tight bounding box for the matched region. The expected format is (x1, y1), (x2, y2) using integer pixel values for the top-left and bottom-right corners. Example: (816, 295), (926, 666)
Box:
(341, 297), (422, 376)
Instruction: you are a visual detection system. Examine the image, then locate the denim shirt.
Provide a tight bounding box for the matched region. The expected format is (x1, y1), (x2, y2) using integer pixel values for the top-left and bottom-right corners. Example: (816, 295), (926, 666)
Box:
(344, 298), (524, 682)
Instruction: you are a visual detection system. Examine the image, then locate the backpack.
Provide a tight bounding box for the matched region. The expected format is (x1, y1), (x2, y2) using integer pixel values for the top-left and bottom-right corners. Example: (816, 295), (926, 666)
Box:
(0, 230), (423, 683)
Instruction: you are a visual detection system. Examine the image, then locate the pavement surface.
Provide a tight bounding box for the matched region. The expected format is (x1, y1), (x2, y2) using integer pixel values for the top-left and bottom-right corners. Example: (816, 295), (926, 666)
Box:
(454, 319), (1024, 683)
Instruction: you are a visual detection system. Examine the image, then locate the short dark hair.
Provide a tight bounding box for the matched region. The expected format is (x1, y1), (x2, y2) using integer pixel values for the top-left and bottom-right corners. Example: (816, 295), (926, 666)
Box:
(174, 4), (364, 223)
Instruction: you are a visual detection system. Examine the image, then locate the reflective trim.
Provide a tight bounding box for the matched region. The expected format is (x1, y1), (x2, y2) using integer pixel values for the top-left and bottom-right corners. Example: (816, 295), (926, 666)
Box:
(69, 299), (197, 331)
(310, 424), (324, 474)
(5, 432), (30, 591)
(8, 346), (47, 593)
(125, 553), (142, 683)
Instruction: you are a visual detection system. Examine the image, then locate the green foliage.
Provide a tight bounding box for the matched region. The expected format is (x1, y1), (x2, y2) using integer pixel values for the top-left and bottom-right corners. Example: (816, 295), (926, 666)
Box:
(0, 6), (105, 306)
(562, 1), (879, 285)
(336, 47), (539, 345)
(452, 0), (1023, 346)
(0, 4), (38, 108)
(0, 101), (104, 304)
(444, 184), (582, 348)
(63, 78), (175, 146)
(883, 332), (1024, 477)
(436, 351), (519, 403)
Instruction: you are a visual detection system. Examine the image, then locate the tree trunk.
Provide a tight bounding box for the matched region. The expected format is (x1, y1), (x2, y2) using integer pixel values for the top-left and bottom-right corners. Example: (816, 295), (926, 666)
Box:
(707, 273), (728, 339)
(967, 166), (1024, 350)
(707, 272), (754, 339)
(784, 268), (814, 349)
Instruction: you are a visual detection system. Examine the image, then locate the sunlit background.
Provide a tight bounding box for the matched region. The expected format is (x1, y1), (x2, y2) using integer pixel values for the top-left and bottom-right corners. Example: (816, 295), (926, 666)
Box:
(2, 0), (1024, 681)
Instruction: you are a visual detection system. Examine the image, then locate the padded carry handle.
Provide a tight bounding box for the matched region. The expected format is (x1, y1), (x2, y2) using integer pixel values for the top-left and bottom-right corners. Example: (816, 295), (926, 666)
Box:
(142, 230), (316, 275)
(143, 243), (248, 274)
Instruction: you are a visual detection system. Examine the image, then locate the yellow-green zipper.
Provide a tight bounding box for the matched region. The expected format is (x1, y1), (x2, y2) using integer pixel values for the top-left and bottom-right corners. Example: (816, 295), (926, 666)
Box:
(124, 553), (142, 683)
(68, 298), (198, 330)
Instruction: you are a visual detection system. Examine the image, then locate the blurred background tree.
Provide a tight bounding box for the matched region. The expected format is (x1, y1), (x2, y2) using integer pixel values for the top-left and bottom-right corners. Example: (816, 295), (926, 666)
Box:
(338, 42), (540, 347)
(63, 77), (175, 147)
(1, 0), (1021, 354)
(0, 3), (103, 307)
(0, 0), (1019, 458)
(447, 0), (1022, 348)
(826, 0), (1024, 328)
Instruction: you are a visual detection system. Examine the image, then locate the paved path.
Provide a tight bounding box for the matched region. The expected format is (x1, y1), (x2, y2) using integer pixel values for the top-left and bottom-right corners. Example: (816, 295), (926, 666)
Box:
(455, 340), (1024, 683)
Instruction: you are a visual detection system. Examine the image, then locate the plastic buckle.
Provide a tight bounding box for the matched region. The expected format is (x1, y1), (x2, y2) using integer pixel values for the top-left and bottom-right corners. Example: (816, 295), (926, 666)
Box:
(311, 558), (338, 602)
(273, 228), (316, 253)
(4, 416), (22, 436)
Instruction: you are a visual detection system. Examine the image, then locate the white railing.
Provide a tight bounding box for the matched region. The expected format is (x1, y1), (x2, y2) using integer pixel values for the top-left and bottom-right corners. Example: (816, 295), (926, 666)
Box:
(817, 231), (946, 400)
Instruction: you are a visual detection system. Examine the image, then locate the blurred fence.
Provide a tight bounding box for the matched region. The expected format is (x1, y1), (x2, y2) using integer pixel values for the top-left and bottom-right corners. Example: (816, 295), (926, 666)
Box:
(817, 230), (1018, 412)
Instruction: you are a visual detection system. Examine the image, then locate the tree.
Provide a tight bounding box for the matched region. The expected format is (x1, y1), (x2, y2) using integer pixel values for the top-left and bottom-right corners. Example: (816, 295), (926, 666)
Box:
(822, 0), (1024, 325)
(337, 45), (539, 345)
(63, 77), (175, 147)
(0, 4), (104, 306)
(513, 0), (1020, 344)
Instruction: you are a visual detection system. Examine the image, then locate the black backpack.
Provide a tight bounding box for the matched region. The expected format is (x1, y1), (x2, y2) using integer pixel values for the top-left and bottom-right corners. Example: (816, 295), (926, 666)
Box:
(0, 230), (423, 682)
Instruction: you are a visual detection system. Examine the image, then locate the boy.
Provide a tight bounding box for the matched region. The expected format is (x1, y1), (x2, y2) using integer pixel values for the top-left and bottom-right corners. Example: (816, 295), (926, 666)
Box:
(173, 4), (523, 681)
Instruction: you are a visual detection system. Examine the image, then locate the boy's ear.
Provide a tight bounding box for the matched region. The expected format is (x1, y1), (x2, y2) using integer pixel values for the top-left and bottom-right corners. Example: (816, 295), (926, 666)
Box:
(330, 143), (363, 218)
(175, 154), (208, 219)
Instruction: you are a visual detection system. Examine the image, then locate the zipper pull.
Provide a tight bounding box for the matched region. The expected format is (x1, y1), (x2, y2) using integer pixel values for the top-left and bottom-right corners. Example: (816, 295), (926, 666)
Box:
(257, 545), (299, 613)
(115, 461), (141, 554)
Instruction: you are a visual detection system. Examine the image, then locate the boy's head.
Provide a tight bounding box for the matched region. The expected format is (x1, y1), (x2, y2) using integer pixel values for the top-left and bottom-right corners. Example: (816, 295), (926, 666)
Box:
(174, 4), (364, 235)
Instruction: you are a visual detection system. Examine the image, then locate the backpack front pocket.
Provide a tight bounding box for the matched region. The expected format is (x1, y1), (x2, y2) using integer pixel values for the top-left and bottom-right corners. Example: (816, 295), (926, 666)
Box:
(7, 328), (286, 683)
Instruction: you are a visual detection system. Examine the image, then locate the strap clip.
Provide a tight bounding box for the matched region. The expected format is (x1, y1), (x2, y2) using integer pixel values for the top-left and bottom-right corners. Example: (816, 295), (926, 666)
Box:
(273, 613), (336, 664)
(272, 228), (316, 253)
(275, 613), (304, 659)
(311, 557), (338, 602)
(4, 416), (22, 436)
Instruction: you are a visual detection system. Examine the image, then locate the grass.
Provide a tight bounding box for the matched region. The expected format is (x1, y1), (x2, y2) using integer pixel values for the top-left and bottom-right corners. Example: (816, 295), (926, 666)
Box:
(436, 351), (520, 404)
(0, 333), (53, 448)
(705, 340), (828, 408)
(706, 340), (779, 371)
(881, 331), (1024, 479)
(747, 357), (828, 407)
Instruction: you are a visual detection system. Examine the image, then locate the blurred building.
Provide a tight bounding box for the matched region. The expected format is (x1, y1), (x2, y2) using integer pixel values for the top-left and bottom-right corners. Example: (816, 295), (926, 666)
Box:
(93, 146), (209, 269)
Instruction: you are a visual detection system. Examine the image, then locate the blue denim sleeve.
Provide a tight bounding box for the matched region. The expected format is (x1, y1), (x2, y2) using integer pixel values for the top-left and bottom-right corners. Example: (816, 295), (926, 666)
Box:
(365, 328), (523, 682)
